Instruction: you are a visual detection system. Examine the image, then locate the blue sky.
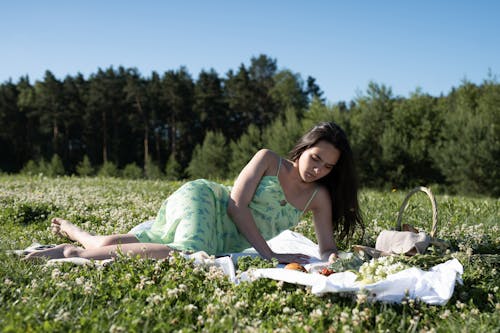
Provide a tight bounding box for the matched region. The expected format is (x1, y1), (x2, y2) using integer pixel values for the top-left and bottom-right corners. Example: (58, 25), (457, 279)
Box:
(1, 1), (499, 103)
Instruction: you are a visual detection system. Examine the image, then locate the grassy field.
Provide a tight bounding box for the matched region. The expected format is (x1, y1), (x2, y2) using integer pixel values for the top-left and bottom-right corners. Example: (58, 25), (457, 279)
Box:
(1, 175), (499, 332)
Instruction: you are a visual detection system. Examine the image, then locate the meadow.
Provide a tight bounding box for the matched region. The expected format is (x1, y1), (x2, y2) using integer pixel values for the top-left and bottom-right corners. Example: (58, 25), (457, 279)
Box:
(0, 175), (499, 332)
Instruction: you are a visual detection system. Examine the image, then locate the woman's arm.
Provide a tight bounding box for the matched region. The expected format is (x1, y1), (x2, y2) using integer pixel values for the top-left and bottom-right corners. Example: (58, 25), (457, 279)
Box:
(309, 187), (338, 262)
(227, 149), (310, 263)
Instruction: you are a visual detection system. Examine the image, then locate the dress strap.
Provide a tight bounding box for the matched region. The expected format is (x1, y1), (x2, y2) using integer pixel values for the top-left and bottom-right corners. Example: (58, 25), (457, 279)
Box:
(276, 157), (282, 176)
(302, 187), (319, 212)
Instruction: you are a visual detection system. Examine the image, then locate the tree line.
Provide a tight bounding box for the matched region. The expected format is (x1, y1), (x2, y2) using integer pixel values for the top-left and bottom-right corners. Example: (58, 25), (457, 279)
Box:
(0, 55), (498, 196)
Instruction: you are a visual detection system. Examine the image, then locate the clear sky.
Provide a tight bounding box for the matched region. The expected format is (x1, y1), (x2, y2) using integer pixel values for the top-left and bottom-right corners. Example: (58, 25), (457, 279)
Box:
(1, 1), (499, 104)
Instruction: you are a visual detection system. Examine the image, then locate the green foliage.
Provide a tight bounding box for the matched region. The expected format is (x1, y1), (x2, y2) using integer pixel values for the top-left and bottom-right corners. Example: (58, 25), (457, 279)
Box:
(187, 131), (229, 179)
(1, 201), (57, 225)
(97, 161), (119, 178)
(380, 90), (442, 187)
(37, 159), (50, 176)
(236, 255), (278, 271)
(47, 154), (65, 177)
(19, 157), (65, 178)
(164, 154), (182, 180)
(350, 82), (394, 187)
(1, 63), (499, 195)
(193, 69), (227, 135)
(262, 108), (303, 156)
(270, 69), (308, 112)
(122, 162), (143, 179)
(144, 156), (163, 180)
(302, 97), (334, 130)
(228, 124), (262, 178)
(76, 155), (94, 177)
(20, 160), (38, 176)
(432, 81), (500, 196)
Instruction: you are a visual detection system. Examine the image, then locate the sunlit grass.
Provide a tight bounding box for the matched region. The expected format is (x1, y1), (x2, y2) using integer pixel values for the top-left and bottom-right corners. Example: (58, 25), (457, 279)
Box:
(1, 175), (499, 332)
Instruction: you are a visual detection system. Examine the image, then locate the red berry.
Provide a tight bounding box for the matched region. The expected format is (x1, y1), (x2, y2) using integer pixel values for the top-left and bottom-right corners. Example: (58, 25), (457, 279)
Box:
(319, 268), (335, 276)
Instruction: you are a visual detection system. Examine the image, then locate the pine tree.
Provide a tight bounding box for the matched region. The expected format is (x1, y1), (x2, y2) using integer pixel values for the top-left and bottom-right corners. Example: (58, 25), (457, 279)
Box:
(229, 124), (262, 178)
(165, 153), (182, 180)
(98, 161), (119, 178)
(48, 154), (65, 177)
(144, 156), (163, 180)
(187, 132), (228, 179)
(262, 109), (303, 157)
(76, 155), (94, 177)
(122, 162), (143, 179)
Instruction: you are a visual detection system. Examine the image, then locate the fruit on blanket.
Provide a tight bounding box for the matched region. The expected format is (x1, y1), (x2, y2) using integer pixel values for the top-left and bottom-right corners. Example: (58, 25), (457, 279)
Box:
(285, 263), (307, 272)
(319, 267), (335, 276)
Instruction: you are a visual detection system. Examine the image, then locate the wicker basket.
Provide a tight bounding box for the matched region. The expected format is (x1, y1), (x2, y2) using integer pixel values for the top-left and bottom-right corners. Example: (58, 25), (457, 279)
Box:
(395, 186), (438, 238)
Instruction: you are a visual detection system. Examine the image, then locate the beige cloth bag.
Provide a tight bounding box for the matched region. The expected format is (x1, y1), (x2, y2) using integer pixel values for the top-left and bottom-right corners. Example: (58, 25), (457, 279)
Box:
(375, 230), (431, 255)
(355, 186), (448, 258)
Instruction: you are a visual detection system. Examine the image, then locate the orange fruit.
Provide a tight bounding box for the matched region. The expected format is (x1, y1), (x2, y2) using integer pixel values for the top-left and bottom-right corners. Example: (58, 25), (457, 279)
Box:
(284, 263), (307, 272)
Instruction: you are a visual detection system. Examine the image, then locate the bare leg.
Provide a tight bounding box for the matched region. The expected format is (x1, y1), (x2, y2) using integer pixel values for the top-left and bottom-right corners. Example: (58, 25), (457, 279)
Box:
(25, 242), (178, 260)
(24, 244), (80, 260)
(51, 218), (139, 249)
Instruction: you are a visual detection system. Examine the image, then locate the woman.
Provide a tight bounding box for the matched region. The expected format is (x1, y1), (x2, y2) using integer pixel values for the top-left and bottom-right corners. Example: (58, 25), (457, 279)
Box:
(26, 122), (363, 264)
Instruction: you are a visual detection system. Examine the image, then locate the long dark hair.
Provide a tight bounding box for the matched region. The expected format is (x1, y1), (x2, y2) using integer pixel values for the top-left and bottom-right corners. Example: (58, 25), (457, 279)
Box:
(289, 122), (364, 240)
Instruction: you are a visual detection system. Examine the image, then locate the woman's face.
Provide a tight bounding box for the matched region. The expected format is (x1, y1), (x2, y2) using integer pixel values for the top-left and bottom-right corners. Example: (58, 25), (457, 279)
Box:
(297, 140), (341, 183)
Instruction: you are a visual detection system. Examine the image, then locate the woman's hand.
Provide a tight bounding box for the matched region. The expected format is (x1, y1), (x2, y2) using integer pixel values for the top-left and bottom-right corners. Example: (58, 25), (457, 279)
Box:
(271, 252), (311, 264)
(319, 249), (338, 263)
(328, 252), (338, 264)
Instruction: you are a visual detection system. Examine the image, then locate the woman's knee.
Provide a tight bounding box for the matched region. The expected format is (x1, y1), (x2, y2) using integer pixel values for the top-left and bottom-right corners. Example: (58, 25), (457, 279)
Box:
(63, 245), (82, 258)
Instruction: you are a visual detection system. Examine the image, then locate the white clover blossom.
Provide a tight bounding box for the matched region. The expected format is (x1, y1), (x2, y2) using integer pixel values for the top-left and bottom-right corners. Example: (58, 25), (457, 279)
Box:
(356, 292), (368, 304)
(51, 268), (61, 279)
(206, 266), (225, 280)
(167, 287), (181, 298)
(146, 294), (164, 305)
(456, 300), (466, 310)
(83, 282), (93, 295)
(109, 324), (126, 333)
(358, 256), (410, 284)
(54, 308), (71, 322)
(205, 303), (217, 315)
(184, 304), (198, 312)
(310, 308), (323, 319)
(340, 311), (349, 323)
(234, 301), (247, 310)
(440, 309), (451, 319)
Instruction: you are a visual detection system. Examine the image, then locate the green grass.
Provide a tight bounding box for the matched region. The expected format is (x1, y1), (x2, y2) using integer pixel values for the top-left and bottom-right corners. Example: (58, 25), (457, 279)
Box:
(1, 175), (499, 332)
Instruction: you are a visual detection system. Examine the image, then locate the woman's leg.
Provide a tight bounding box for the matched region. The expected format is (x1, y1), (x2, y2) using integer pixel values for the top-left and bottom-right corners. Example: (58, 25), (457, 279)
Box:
(25, 242), (177, 260)
(51, 218), (139, 249)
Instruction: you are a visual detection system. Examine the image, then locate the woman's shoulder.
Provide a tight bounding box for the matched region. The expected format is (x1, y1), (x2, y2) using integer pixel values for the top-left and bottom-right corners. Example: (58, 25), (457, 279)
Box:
(254, 148), (279, 158)
(250, 149), (282, 176)
(252, 149), (282, 164)
(309, 184), (332, 210)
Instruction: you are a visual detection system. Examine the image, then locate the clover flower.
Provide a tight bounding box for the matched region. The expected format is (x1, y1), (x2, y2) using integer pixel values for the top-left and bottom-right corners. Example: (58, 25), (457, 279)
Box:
(184, 304), (198, 312)
(357, 256), (410, 284)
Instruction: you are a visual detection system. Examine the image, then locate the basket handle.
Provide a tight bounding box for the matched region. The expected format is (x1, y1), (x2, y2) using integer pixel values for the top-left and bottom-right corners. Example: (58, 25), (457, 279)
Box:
(396, 186), (438, 238)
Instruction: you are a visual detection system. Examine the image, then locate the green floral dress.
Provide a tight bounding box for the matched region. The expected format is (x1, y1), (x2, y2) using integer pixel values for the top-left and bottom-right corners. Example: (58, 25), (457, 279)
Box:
(134, 162), (317, 255)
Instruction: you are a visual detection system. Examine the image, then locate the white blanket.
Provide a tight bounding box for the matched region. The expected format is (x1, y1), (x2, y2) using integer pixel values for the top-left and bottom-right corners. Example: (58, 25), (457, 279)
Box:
(241, 257), (463, 305)
(230, 230), (463, 305)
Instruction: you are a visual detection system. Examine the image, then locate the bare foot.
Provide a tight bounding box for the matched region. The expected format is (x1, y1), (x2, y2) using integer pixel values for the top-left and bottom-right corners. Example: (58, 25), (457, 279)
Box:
(51, 218), (92, 241)
(23, 244), (81, 260)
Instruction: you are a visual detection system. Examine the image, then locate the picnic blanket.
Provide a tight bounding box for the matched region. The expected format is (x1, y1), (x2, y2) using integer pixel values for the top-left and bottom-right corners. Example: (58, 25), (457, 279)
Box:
(18, 222), (463, 305)
(240, 255), (462, 305)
